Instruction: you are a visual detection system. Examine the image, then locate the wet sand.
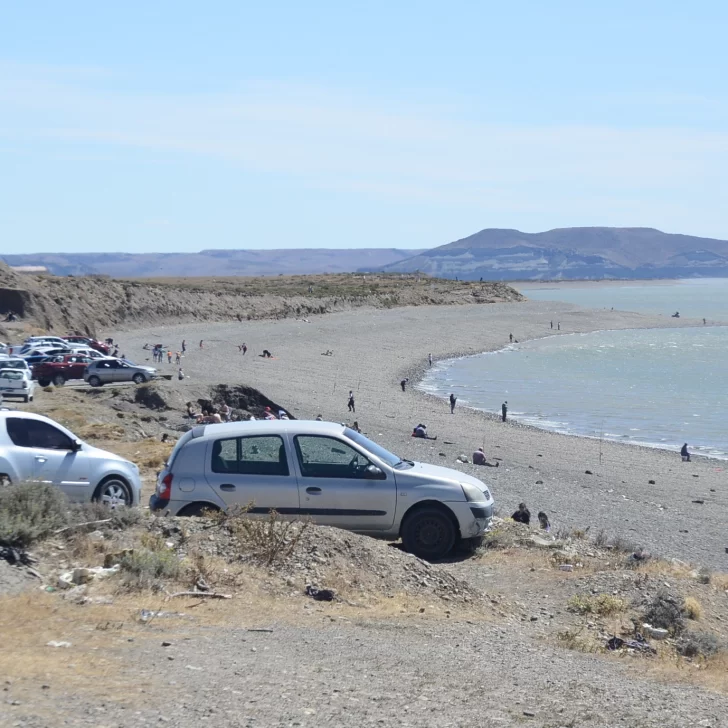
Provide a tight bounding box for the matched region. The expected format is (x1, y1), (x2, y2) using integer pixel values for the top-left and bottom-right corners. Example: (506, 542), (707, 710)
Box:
(113, 301), (728, 570)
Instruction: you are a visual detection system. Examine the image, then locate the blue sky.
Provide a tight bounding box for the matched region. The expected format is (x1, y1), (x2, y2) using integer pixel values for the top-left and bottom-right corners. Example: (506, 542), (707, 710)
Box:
(2, 1), (727, 253)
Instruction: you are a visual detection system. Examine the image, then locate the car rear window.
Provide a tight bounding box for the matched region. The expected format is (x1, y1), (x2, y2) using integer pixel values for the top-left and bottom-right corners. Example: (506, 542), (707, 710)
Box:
(211, 435), (289, 476)
(0, 371), (23, 380)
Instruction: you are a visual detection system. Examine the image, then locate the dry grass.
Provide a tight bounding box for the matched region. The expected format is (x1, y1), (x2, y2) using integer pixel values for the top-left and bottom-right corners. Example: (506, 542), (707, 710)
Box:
(712, 573), (728, 592)
(684, 596), (704, 620)
(568, 593), (627, 616)
(109, 438), (173, 471)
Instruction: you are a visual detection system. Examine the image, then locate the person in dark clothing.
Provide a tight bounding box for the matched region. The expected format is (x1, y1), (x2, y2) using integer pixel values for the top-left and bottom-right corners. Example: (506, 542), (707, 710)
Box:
(512, 502), (530, 525)
(412, 424), (437, 440)
(449, 393), (457, 414)
(509, 333), (513, 343)
(501, 401), (508, 422)
(347, 390), (355, 413)
(400, 378), (409, 392)
(681, 443), (691, 462)
(538, 511), (550, 531)
(262, 349), (272, 358)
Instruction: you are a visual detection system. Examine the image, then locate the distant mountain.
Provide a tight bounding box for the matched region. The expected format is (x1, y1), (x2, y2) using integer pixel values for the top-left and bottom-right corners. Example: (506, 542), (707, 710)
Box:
(0, 249), (425, 278)
(377, 227), (728, 280)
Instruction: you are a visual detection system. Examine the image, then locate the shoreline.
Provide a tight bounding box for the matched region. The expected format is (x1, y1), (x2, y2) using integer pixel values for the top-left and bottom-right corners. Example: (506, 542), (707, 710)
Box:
(413, 324), (728, 462)
(111, 301), (728, 569)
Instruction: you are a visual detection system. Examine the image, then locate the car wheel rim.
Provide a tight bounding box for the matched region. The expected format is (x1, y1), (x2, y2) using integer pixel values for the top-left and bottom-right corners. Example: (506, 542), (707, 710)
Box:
(100, 481), (130, 507)
(413, 517), (447, 552)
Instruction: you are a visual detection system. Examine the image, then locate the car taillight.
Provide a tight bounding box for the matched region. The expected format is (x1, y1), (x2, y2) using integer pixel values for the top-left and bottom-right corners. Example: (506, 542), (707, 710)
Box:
(21, 382), (28, 388)
(158, 473), (173, 500)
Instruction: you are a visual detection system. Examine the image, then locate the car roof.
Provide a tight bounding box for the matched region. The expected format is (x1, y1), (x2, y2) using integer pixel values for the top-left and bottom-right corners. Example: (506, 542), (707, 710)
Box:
(191, 419), (347, 440)
(0, 410), (58, 424)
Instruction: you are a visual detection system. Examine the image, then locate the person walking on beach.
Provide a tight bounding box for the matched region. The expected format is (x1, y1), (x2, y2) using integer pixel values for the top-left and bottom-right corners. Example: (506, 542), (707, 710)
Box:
(501, 401), (508, 422)
(681, 443), (691, 462)
(175, 351), (181, 365)
(182, 340), (186, 353)
(167, 350), (172, 364)
(347, 390), (355, 413)
(428, 353), (433, 367)
(550, 321), (553, 329)
(177, 367), (184, 380)
(449, 393), (457, 414)
(400, 378), (409, 392)
(509, 333), (513, 343)
(557, 322), (561, 330)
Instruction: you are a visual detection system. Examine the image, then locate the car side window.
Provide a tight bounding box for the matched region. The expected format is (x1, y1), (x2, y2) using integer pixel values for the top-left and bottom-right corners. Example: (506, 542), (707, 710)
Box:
(211, 435), (289, 476)
(6, 418), (74, 450)
(294, 436), (371, 479)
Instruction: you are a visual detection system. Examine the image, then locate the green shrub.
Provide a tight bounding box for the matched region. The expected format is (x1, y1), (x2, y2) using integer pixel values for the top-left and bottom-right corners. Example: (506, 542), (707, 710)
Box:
(568, 593), (627, 616)
(119, 547), (180, 589)
(677, 631), (721, 658)
(0, 482), (69, 548)
(643, 589), (685, 634)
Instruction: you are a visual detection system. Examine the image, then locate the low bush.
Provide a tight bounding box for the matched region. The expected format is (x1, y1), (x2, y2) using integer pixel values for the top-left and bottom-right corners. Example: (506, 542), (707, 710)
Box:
(684, 596), (704, 620)
(568, 593), (627, 616)
(0, 482), (69, 548)
(69, 502), (143, 530)
(119, 547), (180, 589)
(643, 589), (685, 634)
(677, 631), (721, 658)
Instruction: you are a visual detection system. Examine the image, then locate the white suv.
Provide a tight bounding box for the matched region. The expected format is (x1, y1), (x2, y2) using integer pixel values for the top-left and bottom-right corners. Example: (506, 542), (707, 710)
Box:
(0, 412), (142, 506)
(151, 420), (495, 560)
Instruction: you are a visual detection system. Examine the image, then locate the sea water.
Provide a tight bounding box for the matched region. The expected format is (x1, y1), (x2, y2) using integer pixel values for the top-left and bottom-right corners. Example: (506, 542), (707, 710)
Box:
(420, 279), (728, 459)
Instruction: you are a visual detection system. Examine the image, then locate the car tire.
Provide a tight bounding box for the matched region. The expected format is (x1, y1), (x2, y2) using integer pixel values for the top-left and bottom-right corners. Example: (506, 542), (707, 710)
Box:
(88, 375), (102, 387)
(177, 502), (220, 518)
(456, 535), (484, 554)
(38, 378), (51, 387)
(53, 374), (65, 387)
(23, 395), (30, 403)
(132, 373), (146, 384)
(93, 477), (132, 507)
(401, 506), (457, 561)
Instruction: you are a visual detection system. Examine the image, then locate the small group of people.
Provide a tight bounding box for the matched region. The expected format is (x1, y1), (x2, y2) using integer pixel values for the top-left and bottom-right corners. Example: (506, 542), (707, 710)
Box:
(263, 406), (289, 420)
(512, 502), (550, 532)
(186, 401), (231, 423)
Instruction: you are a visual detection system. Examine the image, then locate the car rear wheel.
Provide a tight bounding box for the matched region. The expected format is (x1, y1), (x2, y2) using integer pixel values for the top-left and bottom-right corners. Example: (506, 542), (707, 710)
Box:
(401, 506), (457, 561)
(132, 373), (146, 384)
(88, 375), (102, 387)
(93, 477), (132, 507)
(53, 374), (65, 386)
(38, 378), (51, 387)
(177, 502), (220, 517)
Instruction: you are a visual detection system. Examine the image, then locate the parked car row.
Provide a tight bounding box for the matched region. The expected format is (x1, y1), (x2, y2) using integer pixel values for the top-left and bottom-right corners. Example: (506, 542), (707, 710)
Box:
(0, 409), (495, 560)
(0, 333), (158, 389)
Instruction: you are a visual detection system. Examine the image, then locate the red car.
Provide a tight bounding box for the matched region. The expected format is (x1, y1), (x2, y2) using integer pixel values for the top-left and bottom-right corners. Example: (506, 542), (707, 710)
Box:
(33, 354), (93, 387)
(64, 335), (111, 354)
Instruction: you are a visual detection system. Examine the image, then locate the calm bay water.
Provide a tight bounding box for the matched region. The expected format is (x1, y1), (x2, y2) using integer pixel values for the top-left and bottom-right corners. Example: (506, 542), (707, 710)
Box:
(420, 279), (728, 459)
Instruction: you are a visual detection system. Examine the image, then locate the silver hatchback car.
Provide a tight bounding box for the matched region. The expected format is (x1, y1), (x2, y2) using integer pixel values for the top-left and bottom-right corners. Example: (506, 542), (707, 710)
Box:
(84, 359), (157, 386)
(150, 420), (495, 560)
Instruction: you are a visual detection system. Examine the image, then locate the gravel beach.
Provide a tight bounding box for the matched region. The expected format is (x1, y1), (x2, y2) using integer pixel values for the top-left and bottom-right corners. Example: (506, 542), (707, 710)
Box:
(114, 300), (728, 570)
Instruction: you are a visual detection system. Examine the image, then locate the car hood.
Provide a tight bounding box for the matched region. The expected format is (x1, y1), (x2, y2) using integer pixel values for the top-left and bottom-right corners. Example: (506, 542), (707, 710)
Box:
(394, 461), (492, 497)
(81, 442), (136, 466)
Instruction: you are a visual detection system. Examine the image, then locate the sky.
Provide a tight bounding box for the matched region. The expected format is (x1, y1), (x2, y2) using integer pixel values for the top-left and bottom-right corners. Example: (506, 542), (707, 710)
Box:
(2, 1), (727, 253)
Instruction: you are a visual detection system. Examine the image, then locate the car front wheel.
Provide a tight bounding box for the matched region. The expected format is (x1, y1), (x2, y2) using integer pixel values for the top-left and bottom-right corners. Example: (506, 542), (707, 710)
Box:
(401, 506), (457, 561)
(93, 477), (132, 507)
(132, 373), (146, 384)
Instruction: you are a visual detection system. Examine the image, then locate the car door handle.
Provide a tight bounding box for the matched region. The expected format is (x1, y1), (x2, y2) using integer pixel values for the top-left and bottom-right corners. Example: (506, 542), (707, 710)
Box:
(305, 487), (322, 494)
(35, 456), (47, 463)
(220, 484), (236, 491)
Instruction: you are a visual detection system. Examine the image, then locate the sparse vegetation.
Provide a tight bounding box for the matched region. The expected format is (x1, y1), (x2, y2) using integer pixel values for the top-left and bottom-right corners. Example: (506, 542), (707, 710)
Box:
(0, 482), (69, 547)
(119, 546), (180, 590)
(643, 590), (686, 634)
(684, 596), (703, 620)
(677, 631), (721, 658)
(568, 593), (627, 616)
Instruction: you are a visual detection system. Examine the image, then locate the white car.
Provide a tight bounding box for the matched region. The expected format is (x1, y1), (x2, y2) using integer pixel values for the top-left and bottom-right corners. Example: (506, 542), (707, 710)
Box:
(151, 420), (495, 560)
(0, 411), (142, 506)
(0, 358), (31, 374)
(0, 369), (35, 402)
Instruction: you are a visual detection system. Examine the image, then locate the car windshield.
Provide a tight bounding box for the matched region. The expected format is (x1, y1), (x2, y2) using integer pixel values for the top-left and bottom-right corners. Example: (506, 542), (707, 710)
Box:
(344, 428), (411, 468)
(0, 360), (26, 369)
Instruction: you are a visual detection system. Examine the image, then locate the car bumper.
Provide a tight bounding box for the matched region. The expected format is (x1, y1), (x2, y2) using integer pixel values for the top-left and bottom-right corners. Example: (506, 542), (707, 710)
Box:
(448, 501), (493, 538)
(149, 494), (170, 512)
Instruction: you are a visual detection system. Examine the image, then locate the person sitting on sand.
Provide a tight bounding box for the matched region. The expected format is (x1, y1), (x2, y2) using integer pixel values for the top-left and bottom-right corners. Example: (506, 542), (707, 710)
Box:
(315, 414), (323, 421)
(472, 447), (499, 467)
(262, 349), (273, 358)
(278, 409), (289, 420)
(185, 401), (199, 419)
(412, 424), (437, 440)
(264, 406), (277, 420)
(537, 511), (550, 532)
(352, 420), (362, 433)
(512, 502), (530, 525)
(220, 403), (231, 422)
(681, 443), (691, 462)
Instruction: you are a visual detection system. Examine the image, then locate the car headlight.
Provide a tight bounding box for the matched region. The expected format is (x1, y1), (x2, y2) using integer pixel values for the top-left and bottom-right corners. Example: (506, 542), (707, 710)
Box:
(461, 482), (489, 502)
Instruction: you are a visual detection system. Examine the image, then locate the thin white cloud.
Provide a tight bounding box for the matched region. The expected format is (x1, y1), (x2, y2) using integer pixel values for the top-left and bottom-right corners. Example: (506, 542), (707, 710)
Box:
(1, 63), (727, 226)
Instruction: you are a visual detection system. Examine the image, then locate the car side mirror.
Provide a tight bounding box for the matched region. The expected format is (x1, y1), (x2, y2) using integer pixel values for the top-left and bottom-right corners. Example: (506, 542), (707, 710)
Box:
(70, 439), (82, 452)
(364, 465), (385, 480)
